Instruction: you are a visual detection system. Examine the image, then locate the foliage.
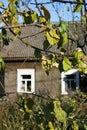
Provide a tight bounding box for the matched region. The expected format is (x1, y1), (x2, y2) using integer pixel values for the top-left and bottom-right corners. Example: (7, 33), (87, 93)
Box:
(0, 0), (87, 74)
(0, 57), (5, 70)
(0, 93), (87, 130)
(0, 1), (87, 129)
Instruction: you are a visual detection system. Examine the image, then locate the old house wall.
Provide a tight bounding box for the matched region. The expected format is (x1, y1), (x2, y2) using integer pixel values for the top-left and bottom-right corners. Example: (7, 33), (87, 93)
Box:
(5, 61), (61, 100)
(0, 69), (5, 97)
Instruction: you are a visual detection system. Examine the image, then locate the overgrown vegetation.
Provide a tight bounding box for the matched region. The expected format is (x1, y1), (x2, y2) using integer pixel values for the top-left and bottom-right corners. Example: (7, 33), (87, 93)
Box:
(0, 92), (87, 130)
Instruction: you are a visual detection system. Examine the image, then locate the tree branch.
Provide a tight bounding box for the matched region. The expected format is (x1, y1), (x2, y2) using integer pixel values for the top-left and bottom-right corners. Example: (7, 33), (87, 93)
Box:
(30, 0), (87, 5)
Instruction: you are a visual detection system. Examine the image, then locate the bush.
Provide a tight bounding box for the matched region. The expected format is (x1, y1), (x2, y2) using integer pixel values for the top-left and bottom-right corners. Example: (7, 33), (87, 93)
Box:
(0, 92), (87, 130)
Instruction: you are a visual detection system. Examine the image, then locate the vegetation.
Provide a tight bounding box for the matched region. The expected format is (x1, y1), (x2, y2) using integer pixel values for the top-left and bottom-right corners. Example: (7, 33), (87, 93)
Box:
(0, 0), (87, 74)
(0, 92), (87, 130)
(0, 1), (87, 129)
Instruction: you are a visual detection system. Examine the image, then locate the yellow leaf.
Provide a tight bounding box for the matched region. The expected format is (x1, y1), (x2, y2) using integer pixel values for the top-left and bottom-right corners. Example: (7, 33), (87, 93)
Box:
(62, 32), (68, 46)
(41, 6), (50, 21)
(12, 16), (20, 34)
(24, 103), (32, 113)
(13, 27), (20, 35)
(46, 28), (60, 45)
(53, 101), (67, 123)
(39, 16), (46, 24)
(78, 60), (87, 74)
(63, 57), (72, 71)
(73, 51), (84, 62)
(73, 0), (83, 12)
(0, 20), (3, 24)
(72, 121), (79, 130)
(0, 2), (4, 7)
(31, 11), (38, 22)
(0, 57), (5, 70)
(48, 122), (55, 130)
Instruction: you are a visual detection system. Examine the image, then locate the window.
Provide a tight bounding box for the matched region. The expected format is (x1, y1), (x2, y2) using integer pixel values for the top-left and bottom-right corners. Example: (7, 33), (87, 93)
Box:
(61, 69), (79, 95)
(17, 69), (35, 93)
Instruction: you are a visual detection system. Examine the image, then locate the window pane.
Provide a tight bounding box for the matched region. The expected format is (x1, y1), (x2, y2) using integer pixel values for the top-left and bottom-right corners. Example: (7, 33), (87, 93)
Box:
(27, 81), (31, 91)
(71, 80), (76, 90)
(21, 75), (31, 79)
(67, 74), (76, 79)
(65, 79), (76, 94)
(22, 81), (25, 84)
(21, 86), (25, 91)
(20, 81), (25, 91)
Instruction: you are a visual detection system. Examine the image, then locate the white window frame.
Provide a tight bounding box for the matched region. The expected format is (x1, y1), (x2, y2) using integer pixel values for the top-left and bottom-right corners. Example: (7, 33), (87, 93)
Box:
(17, 69), (35, 93)
(61, 69), (79, 95)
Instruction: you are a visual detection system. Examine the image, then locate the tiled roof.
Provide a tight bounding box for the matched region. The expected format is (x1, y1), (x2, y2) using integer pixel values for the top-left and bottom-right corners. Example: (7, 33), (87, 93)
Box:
(0, 25), (59, 60)
(1, 22), (83, 60)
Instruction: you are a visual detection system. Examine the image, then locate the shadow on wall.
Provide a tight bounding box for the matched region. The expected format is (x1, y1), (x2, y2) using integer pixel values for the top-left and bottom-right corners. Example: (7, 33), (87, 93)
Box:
(0, 69), (5, 98)
(80, 74), (87, 92)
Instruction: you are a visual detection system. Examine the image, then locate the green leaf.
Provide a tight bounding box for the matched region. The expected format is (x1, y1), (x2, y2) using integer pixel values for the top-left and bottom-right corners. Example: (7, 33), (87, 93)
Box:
(78, 60), (87, 74)
(45, 28), (60, 45)
(2, 28), (7, 35)
(3, 37), (10, 45)
(63, 57), (72, 71)
(73, 4), (82, 12)
(8, 0), (18, 4)
(23, 11), (37, 24)
(22, 11), (32, 24)
(84, 124), (87, 130)
(8, 3), (17, 15)
(53, 100), (67, 123)
(2, 28), (10, 45)
(73, 51), (84, 62)
(81, 15), (87, 22)
(60, 47), (66, 54)
(0, 57), (5, 70)
(61, 32), (68, 46)
(73, 0), (83, 12)
(59, 20), (68, 34)
(43, 102), (54, 121)
(24, 98), (34, 113)
(35, 113), (44, 124)
(43, 39), (50, 50)
(34, 49), (42, 58)
(58, 61), (63, 72)
(58, 21), (68, 47)
(26, 98), (34, 110)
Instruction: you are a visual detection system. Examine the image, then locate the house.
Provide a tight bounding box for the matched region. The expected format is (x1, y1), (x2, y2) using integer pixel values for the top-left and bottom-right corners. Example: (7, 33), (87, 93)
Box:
(0, 23), (86, 101)
(0, 25), (62, 100)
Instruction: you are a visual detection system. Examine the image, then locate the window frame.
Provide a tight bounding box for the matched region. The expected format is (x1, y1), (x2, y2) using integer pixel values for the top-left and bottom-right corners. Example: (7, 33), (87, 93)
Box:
(17, 69), (35, 93)
(61, 69), (79, 95)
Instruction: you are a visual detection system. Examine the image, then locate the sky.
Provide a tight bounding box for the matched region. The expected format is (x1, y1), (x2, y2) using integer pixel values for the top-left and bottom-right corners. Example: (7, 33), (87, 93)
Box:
(29, 0), (82, 22)
(0, 0), (86, 23)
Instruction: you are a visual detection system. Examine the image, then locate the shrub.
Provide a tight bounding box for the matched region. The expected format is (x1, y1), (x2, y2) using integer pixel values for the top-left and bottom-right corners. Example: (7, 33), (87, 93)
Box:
(0, 92), (87, 130)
